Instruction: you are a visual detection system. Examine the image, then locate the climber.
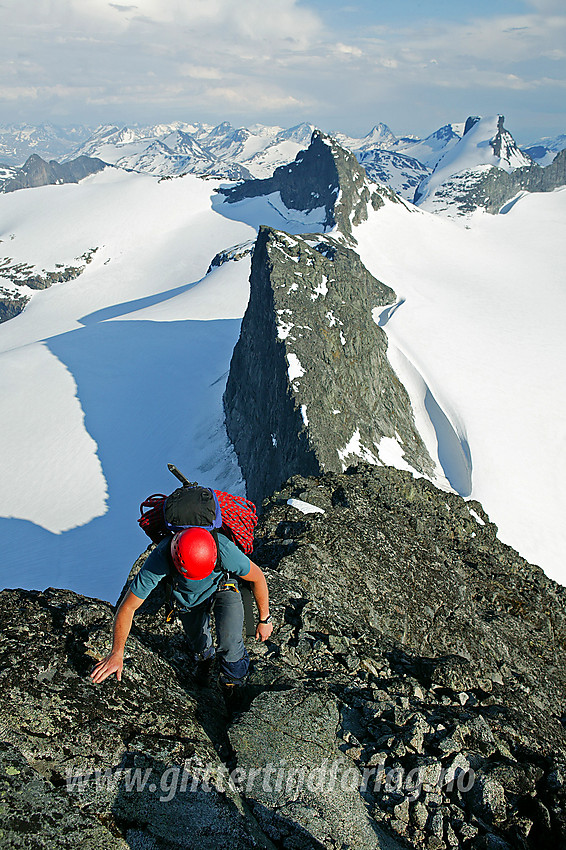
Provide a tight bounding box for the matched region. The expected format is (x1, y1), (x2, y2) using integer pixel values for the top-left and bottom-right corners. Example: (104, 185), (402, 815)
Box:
(90, 526), (273, 691)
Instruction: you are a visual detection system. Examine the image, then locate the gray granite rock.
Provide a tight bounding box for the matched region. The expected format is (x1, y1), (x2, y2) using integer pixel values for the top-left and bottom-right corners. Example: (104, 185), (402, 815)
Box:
(229, 687), (400, 849)
(2, 464), (566, 848)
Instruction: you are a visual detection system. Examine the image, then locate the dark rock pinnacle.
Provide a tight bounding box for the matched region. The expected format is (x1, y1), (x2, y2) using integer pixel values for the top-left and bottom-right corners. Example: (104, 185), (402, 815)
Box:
(224, 227), (435, 507)
(218, 129), (396, 242)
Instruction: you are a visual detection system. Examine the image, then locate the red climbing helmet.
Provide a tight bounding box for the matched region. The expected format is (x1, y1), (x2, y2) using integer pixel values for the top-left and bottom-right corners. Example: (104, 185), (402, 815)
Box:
(170, 527), (217, 579)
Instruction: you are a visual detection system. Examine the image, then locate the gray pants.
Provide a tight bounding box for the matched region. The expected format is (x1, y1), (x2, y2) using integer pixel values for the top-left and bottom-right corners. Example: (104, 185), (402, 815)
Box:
(178, 585), (250, 683)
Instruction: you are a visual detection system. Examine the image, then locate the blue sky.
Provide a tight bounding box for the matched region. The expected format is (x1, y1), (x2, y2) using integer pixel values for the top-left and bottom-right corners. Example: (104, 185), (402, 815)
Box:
(1, 0), (564, 141)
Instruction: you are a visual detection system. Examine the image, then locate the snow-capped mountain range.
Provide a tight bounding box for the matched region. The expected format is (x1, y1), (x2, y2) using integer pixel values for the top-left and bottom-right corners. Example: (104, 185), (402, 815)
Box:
(0, 123), (92, 165)
(2, 115), (565, 213)
(0, 116), (565, 603)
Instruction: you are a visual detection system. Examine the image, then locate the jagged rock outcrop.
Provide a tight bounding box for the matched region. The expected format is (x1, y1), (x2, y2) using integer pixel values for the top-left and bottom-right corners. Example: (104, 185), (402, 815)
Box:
(0, 587), (275, 850)
(0, 249), (97, 325)
(218, 130), (396, 242)
(1, 464), (565, 849)
(464, 148), (566, 214)
(0, 289), (28, 324)
(224, 226), (435, 507)
(0, 154), (107, 193)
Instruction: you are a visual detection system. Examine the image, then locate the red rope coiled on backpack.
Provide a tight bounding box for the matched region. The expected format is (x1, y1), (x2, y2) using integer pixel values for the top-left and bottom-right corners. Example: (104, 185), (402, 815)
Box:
(214, 491), (257, 555)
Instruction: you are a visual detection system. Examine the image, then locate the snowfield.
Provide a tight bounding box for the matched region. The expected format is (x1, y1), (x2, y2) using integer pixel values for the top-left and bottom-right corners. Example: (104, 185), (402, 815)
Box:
(0, 165), (565, 601)
(357, 187), (566, 584)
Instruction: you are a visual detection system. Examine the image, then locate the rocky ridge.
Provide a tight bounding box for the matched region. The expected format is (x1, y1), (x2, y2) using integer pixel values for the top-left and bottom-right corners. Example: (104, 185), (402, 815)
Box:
(459, 148), (566, 214)
(1, 464), (565, 849)
(224, 225), (435, 507)
(0, 249), (98, 324)
(0, 154), (107, 194)
(414, 116), (534, 215)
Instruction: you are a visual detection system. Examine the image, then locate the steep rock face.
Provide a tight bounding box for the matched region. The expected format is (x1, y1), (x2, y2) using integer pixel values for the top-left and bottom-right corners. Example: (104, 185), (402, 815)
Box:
(2, 464), (566, 849)
(224, 227), (435, 507)
(466, 147), (566, 213)
(488, 115), (527, 164)
(0, 154), (107, 193)
(218, 130), (394, 242)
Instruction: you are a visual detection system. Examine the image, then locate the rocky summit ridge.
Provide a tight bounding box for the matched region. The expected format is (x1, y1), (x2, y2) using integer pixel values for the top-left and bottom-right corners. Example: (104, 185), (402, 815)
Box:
(1, 464), (565, 849)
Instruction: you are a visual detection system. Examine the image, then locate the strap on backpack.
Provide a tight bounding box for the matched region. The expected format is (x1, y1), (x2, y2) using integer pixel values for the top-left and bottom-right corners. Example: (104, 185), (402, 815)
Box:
(239, 581), (256, 637)
(164, 574), (176, 623)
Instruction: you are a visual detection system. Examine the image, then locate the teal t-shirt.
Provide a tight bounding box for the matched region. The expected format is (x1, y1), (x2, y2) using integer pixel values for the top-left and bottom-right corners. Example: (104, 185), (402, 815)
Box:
(129, 534), (251, 609)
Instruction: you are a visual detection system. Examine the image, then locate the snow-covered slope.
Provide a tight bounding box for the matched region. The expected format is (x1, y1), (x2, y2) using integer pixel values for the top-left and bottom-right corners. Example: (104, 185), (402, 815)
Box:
(354, 148), (430, 199)
(334, 123), (464, 201)
(241, 123), (318, 178)
(395, 123), (465, 170)
(415, 115), (532, 214)
(355, 190), (566, 583)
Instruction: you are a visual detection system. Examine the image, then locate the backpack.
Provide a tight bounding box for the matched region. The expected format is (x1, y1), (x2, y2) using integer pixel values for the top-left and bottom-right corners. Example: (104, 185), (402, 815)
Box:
(137, 464), (258, 632)
(138, 484), (257, 554)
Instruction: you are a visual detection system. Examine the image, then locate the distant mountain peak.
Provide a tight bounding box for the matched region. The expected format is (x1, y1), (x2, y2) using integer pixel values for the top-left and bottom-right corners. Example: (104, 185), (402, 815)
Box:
(362, 123), (397, 146)
(414, 115), (533, 213)
(463, 116), (481, 136)
(1, 154), (107, 194)
(489, 114), (530, 166)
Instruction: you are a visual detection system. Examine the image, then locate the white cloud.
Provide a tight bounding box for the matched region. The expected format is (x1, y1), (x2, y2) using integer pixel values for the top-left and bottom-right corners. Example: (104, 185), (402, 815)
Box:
(334, 43), (363, 58)
(202, 86), (305, 111)
(0, 0), (323, 124)
(0, 85), (40, 102)
(178, 64), (223, 80)
(346, 12), (566, 90)
(10, 0), (320, 43)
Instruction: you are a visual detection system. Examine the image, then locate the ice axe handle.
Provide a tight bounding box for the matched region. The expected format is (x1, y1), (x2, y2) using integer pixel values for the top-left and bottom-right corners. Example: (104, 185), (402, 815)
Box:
(167, 463), (194, 487)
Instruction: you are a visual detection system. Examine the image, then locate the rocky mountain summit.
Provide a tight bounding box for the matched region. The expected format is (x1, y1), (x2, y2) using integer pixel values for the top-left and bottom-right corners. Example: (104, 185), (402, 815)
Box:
(0, 154), (107, 194)
(218, 130), (394, 242)
(224, 224), (434, 507)
(1, 464), (565, 849)
(221, 130), (434, 508)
